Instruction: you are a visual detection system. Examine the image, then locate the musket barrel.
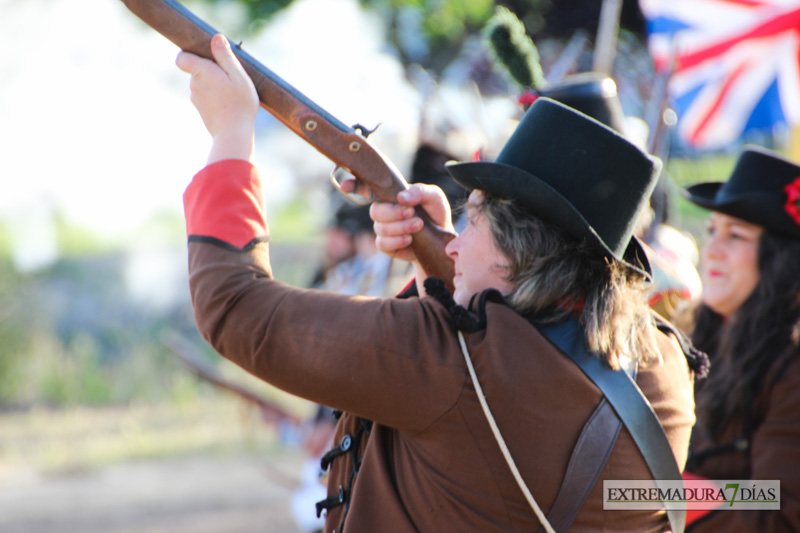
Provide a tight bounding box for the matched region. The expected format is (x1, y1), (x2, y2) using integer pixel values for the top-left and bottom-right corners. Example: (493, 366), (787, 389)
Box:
(121, 0), (455, 291)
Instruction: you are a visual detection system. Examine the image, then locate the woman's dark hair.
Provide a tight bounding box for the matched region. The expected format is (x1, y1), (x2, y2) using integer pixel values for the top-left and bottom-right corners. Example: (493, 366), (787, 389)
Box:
(692, 230), (800, 437)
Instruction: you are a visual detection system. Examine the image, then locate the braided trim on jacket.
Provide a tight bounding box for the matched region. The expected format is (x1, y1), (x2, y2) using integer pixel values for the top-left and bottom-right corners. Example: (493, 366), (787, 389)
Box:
(652, 312), (710, 378)
(423, 277), (506, 332)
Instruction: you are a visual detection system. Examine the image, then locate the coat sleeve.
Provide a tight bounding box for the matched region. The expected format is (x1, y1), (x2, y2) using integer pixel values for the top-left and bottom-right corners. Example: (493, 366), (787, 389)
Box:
(688, 357), (800, 532)
(183, 160), (467, 433)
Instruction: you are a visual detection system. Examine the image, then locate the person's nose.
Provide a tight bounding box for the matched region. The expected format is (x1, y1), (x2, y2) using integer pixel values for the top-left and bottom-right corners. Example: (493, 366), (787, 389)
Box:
(703, 234), (724, 261)
(445, 233), (460, 260)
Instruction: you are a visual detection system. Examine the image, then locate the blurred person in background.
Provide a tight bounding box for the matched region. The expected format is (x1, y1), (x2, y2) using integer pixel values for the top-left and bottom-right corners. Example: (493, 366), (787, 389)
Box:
(681, 146), (800, 531)
(307, 200), (359, 291)
(310, 200), (411, 298)
(176, 35), (702, 531)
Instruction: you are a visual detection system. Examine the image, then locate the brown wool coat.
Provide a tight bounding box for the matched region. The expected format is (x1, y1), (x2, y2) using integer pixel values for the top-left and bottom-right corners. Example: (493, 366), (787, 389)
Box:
(687, 355), (800, 532)
(188, 241), (696, 533)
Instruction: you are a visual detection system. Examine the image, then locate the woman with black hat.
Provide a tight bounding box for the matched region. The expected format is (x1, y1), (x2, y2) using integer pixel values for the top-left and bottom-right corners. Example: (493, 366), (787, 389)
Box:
(176, 34), (700, 532)
(681, 147), (800, 531)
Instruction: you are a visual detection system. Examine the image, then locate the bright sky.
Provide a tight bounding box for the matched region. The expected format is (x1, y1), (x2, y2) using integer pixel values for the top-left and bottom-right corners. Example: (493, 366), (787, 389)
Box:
(0, 0), (423, 269)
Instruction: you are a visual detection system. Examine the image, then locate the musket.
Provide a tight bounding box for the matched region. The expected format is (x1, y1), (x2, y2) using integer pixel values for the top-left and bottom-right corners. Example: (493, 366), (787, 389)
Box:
(121, 0), (455, 291)
(163, 332), (303, 425)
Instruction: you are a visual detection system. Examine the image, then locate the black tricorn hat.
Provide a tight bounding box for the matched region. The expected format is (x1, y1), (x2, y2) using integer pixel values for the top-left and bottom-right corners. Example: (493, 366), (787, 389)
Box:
(446, 97), (662, 277)
(682, 146), (800, 240)
(538, 72), (628, 136)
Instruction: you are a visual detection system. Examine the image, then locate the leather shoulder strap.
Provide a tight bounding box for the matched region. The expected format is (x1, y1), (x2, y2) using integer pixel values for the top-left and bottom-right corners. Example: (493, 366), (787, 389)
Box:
(542, 398), (621, 532)
(537, 317), (686, 533)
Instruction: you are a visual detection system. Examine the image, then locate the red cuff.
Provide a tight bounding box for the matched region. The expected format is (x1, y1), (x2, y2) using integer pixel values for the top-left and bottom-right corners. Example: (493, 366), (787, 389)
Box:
(683, 471), (723, 525)
(183, 159), (269, 250)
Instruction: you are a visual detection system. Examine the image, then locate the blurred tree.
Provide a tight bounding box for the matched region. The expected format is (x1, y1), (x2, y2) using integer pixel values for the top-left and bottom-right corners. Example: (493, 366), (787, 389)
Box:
(231, 0), (296, 21)
(0, 259), (33, 405)
(197, 0), (647, 75)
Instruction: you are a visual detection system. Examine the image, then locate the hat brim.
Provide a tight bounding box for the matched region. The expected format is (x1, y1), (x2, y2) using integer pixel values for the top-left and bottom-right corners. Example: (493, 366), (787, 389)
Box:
(446, 160), (652, 279)
(682, 183), (800, 239)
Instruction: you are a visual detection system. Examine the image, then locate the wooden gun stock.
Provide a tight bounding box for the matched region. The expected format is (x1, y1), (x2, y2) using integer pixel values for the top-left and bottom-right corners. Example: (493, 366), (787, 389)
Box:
(121, 0), (455, 291)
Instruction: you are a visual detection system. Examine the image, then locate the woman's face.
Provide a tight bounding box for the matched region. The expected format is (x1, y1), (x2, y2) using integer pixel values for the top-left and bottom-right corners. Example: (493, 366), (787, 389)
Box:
(445, 190), (513, 307)
(701, 212), (763, 317)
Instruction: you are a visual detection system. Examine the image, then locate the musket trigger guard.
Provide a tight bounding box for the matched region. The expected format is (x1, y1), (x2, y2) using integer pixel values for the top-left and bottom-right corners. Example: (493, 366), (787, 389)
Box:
(329, 165), (375, 206)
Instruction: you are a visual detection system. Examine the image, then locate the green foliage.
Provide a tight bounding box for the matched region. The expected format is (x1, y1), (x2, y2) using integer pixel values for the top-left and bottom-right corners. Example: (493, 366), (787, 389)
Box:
(666, 152), (738, 240)
(0, 260), (34, 403)
(666, 153), (738, 188)
(0, 202), (322, 410)
(416, 0), (495, 42)
(196, 0), (530, 73)
(195, 0), (295, 31)
(266, 190), (337, 287)
(34, 334), (111, 406)
(133, 210), (188, 246)
(375, 0), (498, 71)
(53, 212), (109, 256)
(0, 245), (193, 408)
(191, 0), (294, 33)
(191, 0), (648, 76)
(271, 191), (325, 242)
(0, 224), (11, 262)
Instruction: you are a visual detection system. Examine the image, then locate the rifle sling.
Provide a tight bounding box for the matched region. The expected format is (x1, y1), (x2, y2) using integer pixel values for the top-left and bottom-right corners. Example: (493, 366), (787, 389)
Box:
(536, 317), (686, 533)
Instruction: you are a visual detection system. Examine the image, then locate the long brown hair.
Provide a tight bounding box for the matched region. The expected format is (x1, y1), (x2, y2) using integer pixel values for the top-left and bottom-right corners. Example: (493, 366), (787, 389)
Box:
(691, 230), (800, 437)
(475, 194), (658, 370)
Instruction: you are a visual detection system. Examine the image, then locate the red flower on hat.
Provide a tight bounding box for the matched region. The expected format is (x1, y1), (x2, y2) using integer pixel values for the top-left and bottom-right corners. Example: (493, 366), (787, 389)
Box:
(518, 90), (539, 110)
(784, 176), (800, 225)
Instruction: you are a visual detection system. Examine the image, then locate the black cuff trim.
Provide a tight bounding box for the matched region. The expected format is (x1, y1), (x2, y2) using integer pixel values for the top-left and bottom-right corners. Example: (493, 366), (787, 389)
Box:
(187, 235), (269, 252)
(396, 281), (419, 299)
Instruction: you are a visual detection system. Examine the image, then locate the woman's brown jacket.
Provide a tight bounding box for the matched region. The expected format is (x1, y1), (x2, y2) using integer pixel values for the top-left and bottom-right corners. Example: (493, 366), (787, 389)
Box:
(687, 355), (800, 531)
(185, 160), (697, 532)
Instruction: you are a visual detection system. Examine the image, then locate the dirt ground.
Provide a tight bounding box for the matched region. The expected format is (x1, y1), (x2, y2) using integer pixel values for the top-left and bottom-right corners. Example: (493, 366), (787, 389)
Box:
(0, 399), (327, 533)
(0, 451), (309, 533)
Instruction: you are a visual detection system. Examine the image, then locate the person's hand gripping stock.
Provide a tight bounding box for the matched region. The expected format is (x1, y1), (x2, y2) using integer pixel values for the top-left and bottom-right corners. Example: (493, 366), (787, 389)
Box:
(176, 33), (455, 293)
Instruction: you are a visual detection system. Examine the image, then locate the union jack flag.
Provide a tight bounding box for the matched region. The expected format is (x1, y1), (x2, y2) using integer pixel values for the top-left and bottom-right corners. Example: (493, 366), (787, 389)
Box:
(639, 0), (800, 150)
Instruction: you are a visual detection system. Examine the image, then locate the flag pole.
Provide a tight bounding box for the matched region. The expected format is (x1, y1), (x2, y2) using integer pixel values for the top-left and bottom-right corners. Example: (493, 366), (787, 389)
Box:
(593, 0), (624, 75)
(548, 29), (590, 82)
(789, 126), (800, 163)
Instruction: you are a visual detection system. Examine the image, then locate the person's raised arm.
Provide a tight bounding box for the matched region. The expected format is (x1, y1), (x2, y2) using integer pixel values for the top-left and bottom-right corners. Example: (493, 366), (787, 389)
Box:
(175, 33), (259, 165)
(370, 183), (455, 296)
